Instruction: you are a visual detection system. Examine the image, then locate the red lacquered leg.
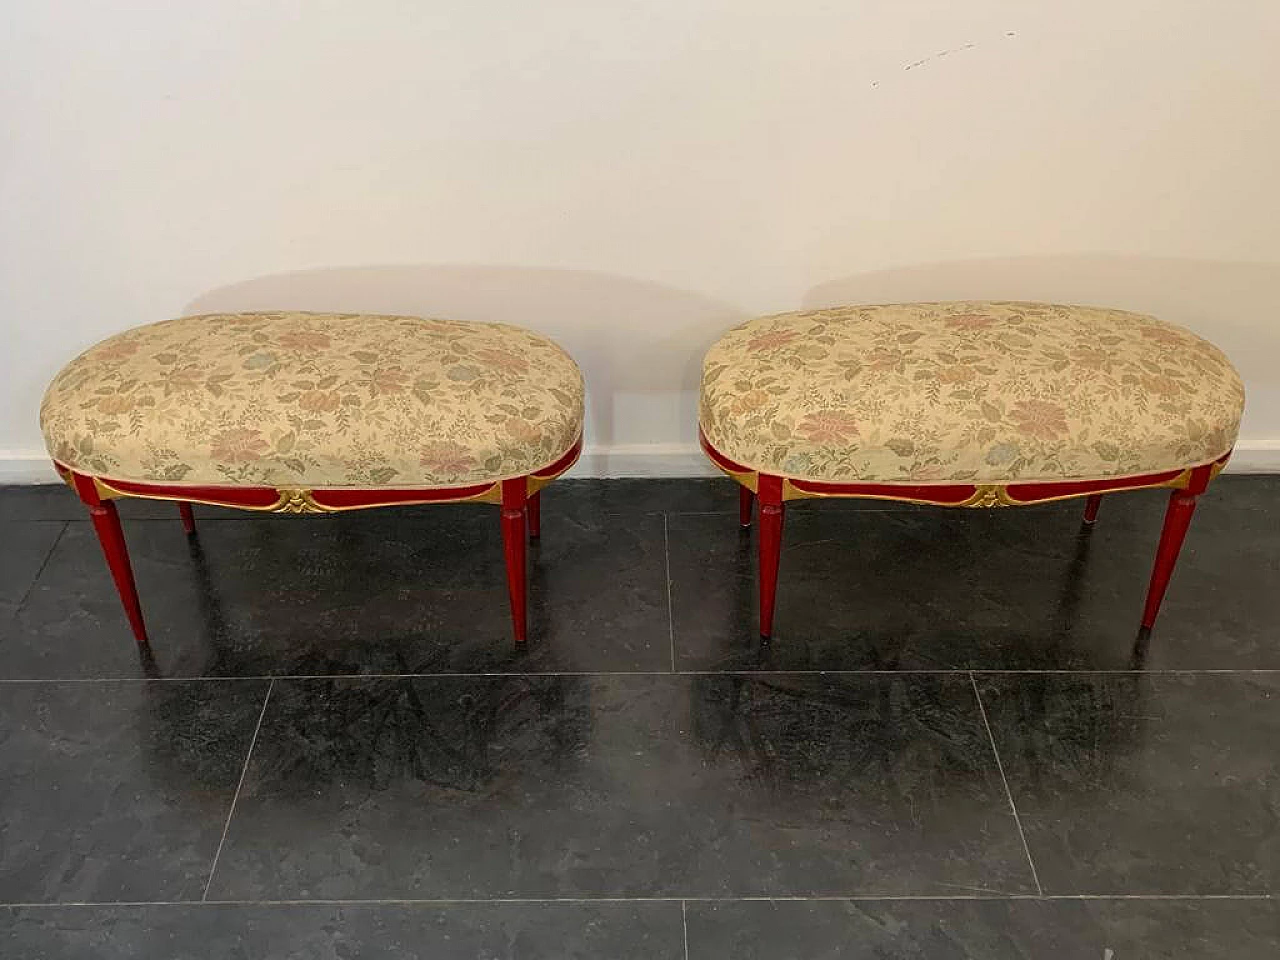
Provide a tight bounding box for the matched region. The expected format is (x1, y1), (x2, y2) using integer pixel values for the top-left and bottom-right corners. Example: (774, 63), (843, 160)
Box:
(739, 486), (754, 528)
(71, 478), (149, 646)
(1083, 494), (1102, 525)
(1140, 489), (1199, 630)
(527, 490), (541, 540)
(68, 472), (149, 645)
(178, 502), (196, 535)
(757, 475), (784, 639)
(500, 478), (528, 644)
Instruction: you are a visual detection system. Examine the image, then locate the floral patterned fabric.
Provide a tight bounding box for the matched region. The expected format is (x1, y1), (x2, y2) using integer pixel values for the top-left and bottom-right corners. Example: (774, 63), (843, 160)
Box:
(41, 312), (585, 488)
(700, 302), (1244, 484)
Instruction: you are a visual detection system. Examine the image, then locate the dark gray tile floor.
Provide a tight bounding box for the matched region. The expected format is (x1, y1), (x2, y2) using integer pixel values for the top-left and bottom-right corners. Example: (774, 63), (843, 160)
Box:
(669, 476), (1280, 672)
(2, 901), (683, 959)
(685, 898), (1280, 959)
(206, 674), (1034, 900)
(978, 672), (1280, 895)
(2, 508), (669, 679)
(0, 680), (268, 903)
(1, 478), (1277, 957)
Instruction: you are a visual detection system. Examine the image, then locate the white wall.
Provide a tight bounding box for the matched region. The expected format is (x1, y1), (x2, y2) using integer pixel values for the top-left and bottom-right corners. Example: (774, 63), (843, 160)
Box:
(4, 0), (1279, 480)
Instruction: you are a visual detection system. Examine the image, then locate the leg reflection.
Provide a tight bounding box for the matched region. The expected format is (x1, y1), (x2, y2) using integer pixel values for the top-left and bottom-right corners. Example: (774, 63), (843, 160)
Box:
(1042, 521), (1095, 666)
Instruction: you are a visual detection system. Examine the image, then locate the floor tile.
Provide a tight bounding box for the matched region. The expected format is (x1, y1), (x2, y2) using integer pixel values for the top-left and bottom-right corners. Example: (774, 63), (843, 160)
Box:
(0, 901), (684, 959)
(0, 521), (65, 604)
(206, 673), (1033, 899)
(978, 672), (1280, 894)
(0, 485), (81, 522)
(0, 485), (185, 522)
(684, 898), (1280, 959)
(0, 680), (268, 902)
(669, 478), (1280, 671)
(553, 477), (738, 515)
(0, 604), (17, 643)
(0, 508), (669, 679)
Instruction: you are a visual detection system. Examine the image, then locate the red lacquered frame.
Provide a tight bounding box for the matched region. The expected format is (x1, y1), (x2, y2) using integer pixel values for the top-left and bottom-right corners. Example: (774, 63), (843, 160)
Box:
(700, 428), (1229, 640)
(54, 435), (583, 647)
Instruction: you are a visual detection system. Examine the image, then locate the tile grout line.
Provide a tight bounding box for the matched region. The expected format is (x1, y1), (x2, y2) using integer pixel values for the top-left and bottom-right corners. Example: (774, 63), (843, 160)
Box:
(3, 667), (1280, 684)
(969, 670), (1044, 897)
(10, 667), (1280, 684)
(1, 894), (1274, 909)
(14, 520), (68, 609)
(202, 679), (274, 901)
(681, 899), (690, 960)
(663, 513), (676, 673)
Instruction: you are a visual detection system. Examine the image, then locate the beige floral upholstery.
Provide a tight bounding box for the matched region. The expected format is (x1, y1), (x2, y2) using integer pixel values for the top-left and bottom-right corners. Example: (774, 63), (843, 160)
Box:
(700, 302), (1244, 485)
(41, 312), (584, 488)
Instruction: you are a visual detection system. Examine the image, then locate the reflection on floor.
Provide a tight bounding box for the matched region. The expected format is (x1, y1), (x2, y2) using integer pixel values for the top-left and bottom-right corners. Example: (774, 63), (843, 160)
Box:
(1, 477), (1277, 957)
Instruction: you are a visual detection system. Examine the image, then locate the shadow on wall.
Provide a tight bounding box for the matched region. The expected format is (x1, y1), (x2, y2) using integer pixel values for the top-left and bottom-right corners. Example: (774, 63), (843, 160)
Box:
(184, 264), (749, 461)
(181, 256), (1279, 467)
(804, 255), (1280, 438)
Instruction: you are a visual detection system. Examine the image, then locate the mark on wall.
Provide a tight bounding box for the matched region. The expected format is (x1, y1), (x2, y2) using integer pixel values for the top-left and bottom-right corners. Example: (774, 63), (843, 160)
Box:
(904, 41), (977, 71)
(872, 31), (1017, 87)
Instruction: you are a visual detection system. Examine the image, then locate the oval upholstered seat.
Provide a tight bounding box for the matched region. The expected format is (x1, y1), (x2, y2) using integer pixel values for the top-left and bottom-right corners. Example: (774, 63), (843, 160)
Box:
(40, 311), (584, 488)
(700, 301), (1244, 485)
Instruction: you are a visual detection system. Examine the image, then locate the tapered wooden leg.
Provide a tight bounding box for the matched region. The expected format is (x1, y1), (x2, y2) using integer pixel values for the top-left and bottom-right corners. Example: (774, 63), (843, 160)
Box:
(178, 502), (196, 535)
(1082, 494), (1102, 525)
(739, 486), (754, 528)
(527, 490), (541, 540)
(500, 479), (528, 643)
(1140, 489), (1198, 630)
(757, 475), (784, 639)
(87, 500), (150, 646)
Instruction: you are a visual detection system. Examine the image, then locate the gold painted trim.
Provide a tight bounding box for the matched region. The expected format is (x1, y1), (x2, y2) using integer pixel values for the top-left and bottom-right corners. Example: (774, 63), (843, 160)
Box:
(526, 468), (569, 497)
(960, 486), (1021, 508)
(91, 477), (285, 512)
(782, 471), (1200, 508)
(781, 480), (973, 506)
(53, 464), (78, 494)
(86, 477), (506, 512)
(272, 489), (333, 514)
(995, 472), (1194, 508)
(91, 477), (125, 501)
(308, 484), (506, 511)
(446, 484), (504, 506)
(702, 458), (759, 494)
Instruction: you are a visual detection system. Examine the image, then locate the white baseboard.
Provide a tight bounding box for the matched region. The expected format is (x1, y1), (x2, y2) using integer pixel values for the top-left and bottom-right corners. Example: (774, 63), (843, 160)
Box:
(0, 452), (59, 485)
(1224, 439), (1280, 473)
(2, 438), (1278, 484)
(569, 443), (720, 479)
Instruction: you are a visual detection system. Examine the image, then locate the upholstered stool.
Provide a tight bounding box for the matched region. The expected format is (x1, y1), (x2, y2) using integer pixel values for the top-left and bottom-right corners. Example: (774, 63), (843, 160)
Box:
(40, 311), (585, 644)
(699, 301), (1244, 639)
